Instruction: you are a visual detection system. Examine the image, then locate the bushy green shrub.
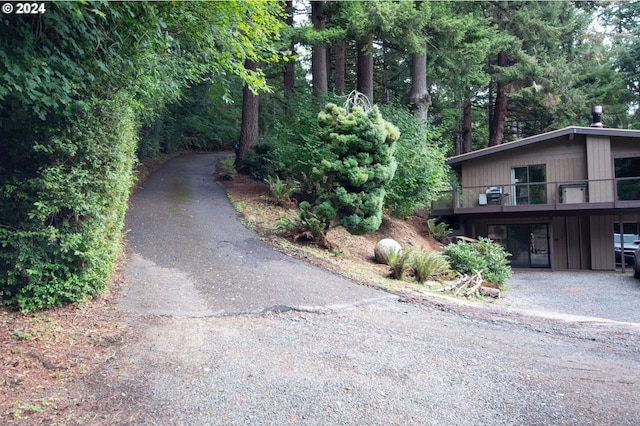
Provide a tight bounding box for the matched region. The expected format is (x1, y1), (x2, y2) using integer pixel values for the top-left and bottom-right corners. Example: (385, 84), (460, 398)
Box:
(239, 94), (329, 182)
(0, 97), (138, 311)
(266, 176), (300, 206)
(443, 237), (512, 286)
(388, 248), (413, 280)
(426, 218), (452, 241)
(313, 103), (399, 235)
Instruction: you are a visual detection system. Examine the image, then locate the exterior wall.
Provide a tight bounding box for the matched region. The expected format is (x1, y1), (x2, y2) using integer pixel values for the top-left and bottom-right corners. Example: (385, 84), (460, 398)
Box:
(586, 135), (614, 202)
(611, 138), (640, 158)
(460, 136), (588, 205)
(590, 215), (615, 270)
(551, 216), (591, 270)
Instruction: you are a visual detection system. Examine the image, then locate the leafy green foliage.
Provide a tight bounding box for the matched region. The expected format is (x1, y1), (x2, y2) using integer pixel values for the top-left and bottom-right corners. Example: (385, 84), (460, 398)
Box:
(443, 237), (512, 286)
(379, 105), (452, 218)
(388, 248), (413, 281)
(426, 218), (452, 241)
(218, 158), (238, 181)
(0, 1), (285, 311)
(266, 176), (300, 207)
(0, 97), (137, 311)
(411, 250), (452, 283)
(276, 201), (336, 247)
(240, 94), (330, 182)
(313, 103), (399, 234)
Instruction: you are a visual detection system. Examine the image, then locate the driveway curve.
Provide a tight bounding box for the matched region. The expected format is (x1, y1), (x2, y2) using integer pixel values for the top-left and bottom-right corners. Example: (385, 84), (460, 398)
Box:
(79, 153), (640, 425)
(120, 153), (396, 317)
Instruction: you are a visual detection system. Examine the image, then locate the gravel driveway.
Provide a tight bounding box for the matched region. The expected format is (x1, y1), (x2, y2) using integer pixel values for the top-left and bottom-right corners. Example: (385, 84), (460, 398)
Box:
(500, 270), (640, 325)
(71, 154), (639, 425)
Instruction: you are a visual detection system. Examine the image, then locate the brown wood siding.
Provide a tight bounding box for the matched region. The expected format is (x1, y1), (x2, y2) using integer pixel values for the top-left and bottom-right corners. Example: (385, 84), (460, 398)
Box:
(549, 217), (590, 270)
(552, 216), (567, 269)
(590, 215), (615, 270)
(586, 135), (614, 202)
(461, 136), (587, 190)
(611, 137), (640, 158)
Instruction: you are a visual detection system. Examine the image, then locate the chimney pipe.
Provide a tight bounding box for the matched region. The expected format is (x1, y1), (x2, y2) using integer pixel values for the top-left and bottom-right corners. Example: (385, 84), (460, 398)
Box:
(591, 105), (603, 127)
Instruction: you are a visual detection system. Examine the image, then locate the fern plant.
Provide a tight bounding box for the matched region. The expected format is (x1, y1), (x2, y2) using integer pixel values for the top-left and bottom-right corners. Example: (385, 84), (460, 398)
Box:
(411, 249), (451, 283)
(426, 218), (452, 241)
(265, 175), (300, 206)
(218, 158), (237, 180)
(388, 248), (414, 280)
(276, 201), (336, 247)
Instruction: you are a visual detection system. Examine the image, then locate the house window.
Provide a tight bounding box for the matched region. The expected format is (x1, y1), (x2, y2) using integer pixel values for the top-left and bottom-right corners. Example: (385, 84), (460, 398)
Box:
(614, 157), (640, 201)
(511, 164), (547, 205)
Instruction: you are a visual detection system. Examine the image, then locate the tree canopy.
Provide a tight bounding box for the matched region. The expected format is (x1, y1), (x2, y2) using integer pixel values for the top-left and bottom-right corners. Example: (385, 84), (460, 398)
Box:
(2, 0), (639, 310)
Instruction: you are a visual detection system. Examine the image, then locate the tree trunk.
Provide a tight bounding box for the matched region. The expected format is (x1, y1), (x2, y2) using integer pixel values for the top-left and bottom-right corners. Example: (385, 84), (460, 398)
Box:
(462, 95), (473, 153)
(489, 52), (508, 146)
(334, 39), (346, 96)
(237, 60), (259, 164)
(283, 1), (295, 96)
(311, 1), (328, 98)
(357, 34), (374, 102)
(409, 47), (430, 122)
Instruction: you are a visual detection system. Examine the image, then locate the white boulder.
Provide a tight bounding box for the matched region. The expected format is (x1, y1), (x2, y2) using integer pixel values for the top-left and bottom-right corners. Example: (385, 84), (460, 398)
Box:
(374, 238), (402, 264)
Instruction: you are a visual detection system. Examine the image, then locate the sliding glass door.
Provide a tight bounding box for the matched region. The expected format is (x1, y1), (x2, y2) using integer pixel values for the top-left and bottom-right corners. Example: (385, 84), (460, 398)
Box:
(488, 223), (550, 268)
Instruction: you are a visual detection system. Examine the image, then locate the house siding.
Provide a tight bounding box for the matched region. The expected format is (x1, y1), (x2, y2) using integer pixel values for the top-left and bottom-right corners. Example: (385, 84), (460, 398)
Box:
(590, 215), (615, 270)
(552, 216), (591, 270)
(586, 135), (614, 202)
(611, 137), (640, 158)
(461, 136), (587, 190)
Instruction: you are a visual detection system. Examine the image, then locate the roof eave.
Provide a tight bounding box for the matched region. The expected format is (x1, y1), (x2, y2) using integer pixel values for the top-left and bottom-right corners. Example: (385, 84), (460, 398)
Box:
(447, 126), (640, 166)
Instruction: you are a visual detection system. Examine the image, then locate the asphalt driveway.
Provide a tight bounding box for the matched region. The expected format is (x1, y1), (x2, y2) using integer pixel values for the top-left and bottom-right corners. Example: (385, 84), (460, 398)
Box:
(84, 153), (640, 425)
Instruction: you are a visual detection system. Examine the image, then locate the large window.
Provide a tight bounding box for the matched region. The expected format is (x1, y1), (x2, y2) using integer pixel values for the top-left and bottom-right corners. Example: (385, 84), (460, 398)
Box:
(615, 157), (640, 201)
(511, 164), (547, 205)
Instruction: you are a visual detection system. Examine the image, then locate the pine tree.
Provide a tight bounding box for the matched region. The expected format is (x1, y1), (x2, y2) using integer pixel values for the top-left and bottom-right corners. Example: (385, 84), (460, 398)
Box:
(314, 101), (399, 234)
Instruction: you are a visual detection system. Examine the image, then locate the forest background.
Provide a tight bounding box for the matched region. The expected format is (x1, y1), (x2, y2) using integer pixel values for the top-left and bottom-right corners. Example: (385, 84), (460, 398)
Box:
(1, 0), (639, 311)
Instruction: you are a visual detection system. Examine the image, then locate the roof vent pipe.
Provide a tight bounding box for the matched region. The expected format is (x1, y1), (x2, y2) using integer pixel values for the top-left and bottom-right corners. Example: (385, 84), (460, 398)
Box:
(590, 105), (603, 127)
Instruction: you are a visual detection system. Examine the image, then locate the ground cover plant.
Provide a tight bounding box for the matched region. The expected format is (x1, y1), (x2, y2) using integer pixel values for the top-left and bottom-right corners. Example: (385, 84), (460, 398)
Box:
(443, 237), (512, 286)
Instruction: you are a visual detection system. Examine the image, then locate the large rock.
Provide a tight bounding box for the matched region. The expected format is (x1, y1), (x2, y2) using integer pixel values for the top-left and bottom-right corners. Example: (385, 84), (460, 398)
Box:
(374, 238), (402, 265)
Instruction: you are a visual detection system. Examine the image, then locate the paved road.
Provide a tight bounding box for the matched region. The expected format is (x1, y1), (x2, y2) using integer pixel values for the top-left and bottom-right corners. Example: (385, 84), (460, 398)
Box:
(121, 153), (395, 317)
(82, 153), (640, 425)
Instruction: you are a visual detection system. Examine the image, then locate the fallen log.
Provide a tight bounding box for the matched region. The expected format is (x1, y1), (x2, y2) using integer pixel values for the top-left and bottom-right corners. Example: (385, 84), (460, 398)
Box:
(480, 285), (501, 298)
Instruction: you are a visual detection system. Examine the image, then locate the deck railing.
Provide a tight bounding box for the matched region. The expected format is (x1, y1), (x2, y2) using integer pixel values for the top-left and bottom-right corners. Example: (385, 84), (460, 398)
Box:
(431, 177), (640, 213)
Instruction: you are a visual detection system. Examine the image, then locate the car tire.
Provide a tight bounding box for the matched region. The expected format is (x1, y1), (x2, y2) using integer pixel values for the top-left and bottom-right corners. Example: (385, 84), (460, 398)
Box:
(634, 262), (640, 279)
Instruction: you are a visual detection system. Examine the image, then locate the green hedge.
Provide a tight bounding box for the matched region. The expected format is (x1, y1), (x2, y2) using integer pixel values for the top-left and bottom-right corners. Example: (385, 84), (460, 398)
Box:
(0, 96), (137, 311)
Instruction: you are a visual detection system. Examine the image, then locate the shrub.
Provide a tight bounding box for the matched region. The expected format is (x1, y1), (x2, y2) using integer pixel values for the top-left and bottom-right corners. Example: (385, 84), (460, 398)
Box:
(265, 176), (300, 206)
(0, 97), (138, 311)
(443, 237), (512, 286)
(276, 201), (336, 247)
(218, 158), (237, 180)
(240, 94), (329, 182)
(388, 248), (413, 280)
(426, 218), (452, 241)
(313, 102), (399, 235)
(379, 105), (452, 219)
(411, 249), (451, 283)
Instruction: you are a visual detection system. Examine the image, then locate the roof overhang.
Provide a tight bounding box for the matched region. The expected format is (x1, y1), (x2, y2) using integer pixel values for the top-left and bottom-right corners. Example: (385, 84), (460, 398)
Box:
(447, 126), (640, 167)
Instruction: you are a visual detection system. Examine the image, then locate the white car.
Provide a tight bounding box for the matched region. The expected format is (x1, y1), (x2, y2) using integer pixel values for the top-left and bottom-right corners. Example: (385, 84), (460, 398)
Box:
(614, 233), (640, 265)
